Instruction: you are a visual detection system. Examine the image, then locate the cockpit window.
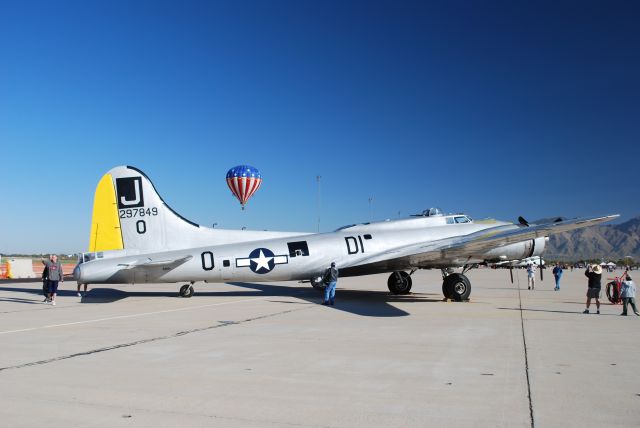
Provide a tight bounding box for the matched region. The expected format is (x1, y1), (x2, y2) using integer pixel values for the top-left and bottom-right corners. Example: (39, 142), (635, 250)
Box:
(77, 253), (97, 264)
(454, 216), (471, 223)
(412, 207), (444, 217)
(425, 207), (443, 216)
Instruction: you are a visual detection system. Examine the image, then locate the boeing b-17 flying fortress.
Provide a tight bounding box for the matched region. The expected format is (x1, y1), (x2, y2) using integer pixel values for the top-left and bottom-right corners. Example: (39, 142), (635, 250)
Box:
(74, 165), (617, 301)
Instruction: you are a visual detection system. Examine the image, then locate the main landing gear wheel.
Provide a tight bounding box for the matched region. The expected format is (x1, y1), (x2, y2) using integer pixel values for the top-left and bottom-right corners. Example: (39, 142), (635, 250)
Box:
(442, 273), (471, 301)
(179, 284), (194, 298)
(387, 271), (412, 295)
(310, 276), (326, 291)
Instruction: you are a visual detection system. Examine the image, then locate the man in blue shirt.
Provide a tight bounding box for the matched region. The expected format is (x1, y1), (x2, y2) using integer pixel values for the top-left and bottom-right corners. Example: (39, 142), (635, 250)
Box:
(322, 262), (339, 306)
(552, 263), (563, 291)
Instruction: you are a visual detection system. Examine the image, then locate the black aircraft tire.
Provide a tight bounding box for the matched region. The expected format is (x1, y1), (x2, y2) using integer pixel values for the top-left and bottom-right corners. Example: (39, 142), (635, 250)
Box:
(404, 275), (413, 294)
(387, 271), (412, 295)
(443, 273), (471, 301)
(179, 284), (194, 298)
(442, 282), (453, 299)
(310, 276), (326, 291)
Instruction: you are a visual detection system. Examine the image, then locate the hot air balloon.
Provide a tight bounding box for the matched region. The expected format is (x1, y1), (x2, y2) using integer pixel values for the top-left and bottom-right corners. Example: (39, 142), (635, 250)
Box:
(226, 165), (262, 210)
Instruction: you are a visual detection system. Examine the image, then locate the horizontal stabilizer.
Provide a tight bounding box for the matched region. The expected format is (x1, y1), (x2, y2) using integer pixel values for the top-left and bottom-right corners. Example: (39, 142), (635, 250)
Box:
(117, 255), (193, 270)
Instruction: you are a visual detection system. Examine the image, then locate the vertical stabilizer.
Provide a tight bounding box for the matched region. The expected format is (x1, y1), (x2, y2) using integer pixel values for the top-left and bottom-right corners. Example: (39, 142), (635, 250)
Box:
(88, 166), (201, 252)
(89, 173), (124, 251)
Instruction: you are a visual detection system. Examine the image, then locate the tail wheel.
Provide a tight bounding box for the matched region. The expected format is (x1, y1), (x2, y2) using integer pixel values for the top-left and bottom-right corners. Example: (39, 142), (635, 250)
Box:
(443, 273), (471, 301)
(387, 271), (412, 294)
(179, 284), (194, 298)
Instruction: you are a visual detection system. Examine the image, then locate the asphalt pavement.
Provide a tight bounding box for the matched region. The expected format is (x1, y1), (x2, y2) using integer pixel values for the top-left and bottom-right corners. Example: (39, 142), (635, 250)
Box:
(0, 268), (638, 427)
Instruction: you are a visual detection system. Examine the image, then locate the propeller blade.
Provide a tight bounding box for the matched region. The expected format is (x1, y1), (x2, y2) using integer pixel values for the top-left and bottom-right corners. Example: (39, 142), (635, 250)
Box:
(540, 256), (544, 281)
(510, 266), (514, 284)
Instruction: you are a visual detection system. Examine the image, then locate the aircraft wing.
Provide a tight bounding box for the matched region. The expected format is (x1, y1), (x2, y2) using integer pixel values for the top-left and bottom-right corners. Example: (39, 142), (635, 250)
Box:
(342, 215), (618, 274)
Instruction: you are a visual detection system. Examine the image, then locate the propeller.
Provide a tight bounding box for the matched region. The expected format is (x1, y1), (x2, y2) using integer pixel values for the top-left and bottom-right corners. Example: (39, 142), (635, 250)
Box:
(510, 266), (514, 284)
(539, 256), (544, 281)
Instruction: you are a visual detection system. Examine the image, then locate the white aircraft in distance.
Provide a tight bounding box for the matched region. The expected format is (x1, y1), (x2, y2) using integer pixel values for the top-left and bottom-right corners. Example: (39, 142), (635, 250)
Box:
(74, 166), (618, 301)
(495, 256), (545, 268)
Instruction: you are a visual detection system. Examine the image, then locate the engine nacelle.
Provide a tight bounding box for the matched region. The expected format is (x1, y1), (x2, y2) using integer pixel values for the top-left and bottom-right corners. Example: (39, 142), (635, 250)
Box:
(483, 237), (547, 262)
(530, 237), (547, 258)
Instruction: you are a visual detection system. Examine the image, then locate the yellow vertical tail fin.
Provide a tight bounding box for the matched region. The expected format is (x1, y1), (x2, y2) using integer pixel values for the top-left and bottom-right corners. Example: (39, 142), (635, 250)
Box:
(89, 173), (124, 252)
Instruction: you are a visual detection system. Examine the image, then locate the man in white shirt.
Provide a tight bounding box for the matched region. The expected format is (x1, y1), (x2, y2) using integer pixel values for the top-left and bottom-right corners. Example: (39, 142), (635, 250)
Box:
(527, 263), (536, 290)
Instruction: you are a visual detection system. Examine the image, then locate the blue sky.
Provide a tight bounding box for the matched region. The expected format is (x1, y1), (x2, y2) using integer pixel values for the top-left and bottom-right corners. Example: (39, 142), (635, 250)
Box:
(1, 0), (638, 254)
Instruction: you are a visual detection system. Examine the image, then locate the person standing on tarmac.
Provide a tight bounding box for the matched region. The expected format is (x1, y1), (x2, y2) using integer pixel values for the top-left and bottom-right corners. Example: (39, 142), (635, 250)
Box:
(322, 262), (339, 306)
(527, 263), (536, 290)
(41, 264), (50, 302)
(620, 274), (639, 316)
(583, 264), (602, 314)
(42, 254), (64, 306)
(552, 263), (563, 291)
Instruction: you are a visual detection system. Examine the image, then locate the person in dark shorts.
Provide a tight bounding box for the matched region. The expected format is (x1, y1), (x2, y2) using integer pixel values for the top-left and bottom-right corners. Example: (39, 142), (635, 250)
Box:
(42, 254), (64, 306)
(583, 264), (602, 314)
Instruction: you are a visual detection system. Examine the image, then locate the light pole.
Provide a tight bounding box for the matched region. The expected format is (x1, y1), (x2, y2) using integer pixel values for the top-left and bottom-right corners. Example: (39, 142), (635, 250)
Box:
(316, 175), (321, 232)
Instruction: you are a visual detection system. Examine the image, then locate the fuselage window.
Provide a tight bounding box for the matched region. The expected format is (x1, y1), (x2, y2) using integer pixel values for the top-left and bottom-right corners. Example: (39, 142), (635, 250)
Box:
(287, 241), (309, 257)
(223, 260), (230, 267)
(363, 234), (372, 240)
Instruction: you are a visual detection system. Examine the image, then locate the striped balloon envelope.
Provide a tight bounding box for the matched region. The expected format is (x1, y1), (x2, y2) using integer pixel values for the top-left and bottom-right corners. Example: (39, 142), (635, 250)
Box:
(226, 165), (262, 209)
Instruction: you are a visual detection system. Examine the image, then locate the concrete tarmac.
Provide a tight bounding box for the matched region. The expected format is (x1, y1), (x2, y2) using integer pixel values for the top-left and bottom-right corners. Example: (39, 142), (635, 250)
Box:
(1, 268), (639, 427)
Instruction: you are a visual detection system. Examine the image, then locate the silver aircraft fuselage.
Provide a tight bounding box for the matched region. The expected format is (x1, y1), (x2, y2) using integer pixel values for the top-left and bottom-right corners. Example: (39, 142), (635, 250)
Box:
(75, 214), (542, 285)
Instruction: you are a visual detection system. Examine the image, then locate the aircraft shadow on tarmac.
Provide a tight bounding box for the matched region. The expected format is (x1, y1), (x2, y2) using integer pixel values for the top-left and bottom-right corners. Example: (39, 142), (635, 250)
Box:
(0, 282), (444, 317)
(229, 282), (443, 317)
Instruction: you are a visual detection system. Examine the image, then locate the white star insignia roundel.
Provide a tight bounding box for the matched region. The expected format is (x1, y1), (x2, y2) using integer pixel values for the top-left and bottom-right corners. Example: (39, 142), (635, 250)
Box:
(236, 248), (288, 274)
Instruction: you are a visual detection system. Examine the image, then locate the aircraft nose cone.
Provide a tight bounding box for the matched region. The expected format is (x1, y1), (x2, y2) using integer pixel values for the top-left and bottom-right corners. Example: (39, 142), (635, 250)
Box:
(73, 264), (84, 282)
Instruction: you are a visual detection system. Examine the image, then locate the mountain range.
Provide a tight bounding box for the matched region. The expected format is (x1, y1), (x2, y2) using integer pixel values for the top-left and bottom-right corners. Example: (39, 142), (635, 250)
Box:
(545, 216), (640, 262)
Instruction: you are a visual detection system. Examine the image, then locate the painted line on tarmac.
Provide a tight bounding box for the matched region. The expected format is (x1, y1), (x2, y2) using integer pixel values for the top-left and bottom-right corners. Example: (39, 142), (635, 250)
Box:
(0, 305), (312, 373)
(517, 280), (535, 428)
(0, 297), (271, 336)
